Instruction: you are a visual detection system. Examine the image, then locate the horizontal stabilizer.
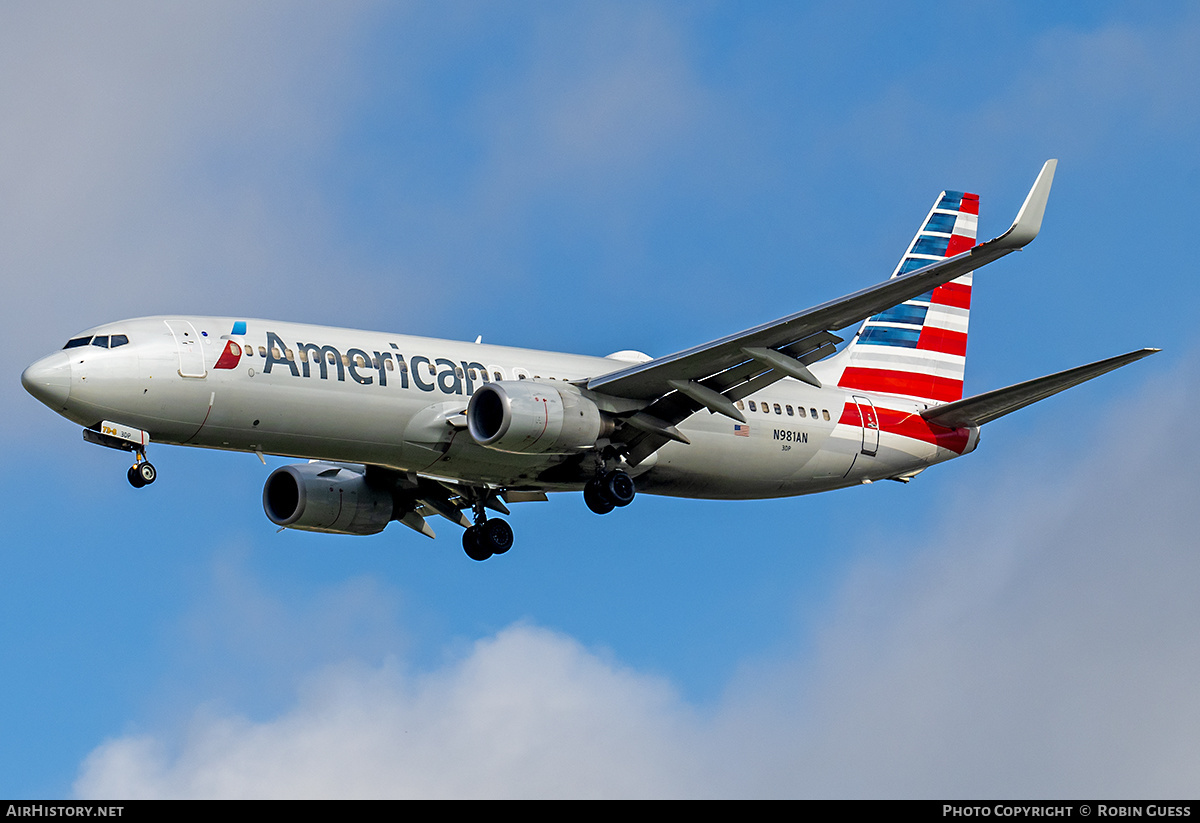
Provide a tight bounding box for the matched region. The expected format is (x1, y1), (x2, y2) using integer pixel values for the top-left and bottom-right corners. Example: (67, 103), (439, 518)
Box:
(921, 348), (1159, 429)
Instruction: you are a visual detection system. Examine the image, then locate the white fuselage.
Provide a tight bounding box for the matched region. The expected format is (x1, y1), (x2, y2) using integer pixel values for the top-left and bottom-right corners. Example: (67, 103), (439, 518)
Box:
(24, 316), (979, 500)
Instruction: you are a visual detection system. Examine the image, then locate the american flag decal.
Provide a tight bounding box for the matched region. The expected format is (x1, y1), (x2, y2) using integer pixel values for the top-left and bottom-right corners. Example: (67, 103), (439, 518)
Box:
(734, 424), (750, 437)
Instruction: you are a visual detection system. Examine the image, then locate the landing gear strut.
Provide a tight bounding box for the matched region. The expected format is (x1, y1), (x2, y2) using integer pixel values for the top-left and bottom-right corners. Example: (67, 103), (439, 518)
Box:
(127, 452), (156, 489)
(584, 469), (635, 515)
(461, 494), (513, 561)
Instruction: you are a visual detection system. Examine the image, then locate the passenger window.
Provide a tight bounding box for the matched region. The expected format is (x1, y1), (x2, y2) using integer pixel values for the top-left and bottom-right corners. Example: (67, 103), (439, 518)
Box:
(786, 405), (794, 416)
(810, 408), (817, 418)
(736, 400), (745, 410)
(385, 359), (394, 371)
(110, 334), (129, 347)
(748, 401), (756, 412)
(63, 337), (91, 349)
(493, 371), (502, 381)
(822, 410), (831, 421)
(91, 336), (110, 348)
(286, 349), (295, 362)
(774, 403), (782, 415)
(327, 352), (337, 365)
(798, 407), (806, 418)
(259, 346), (267, 357)
(763, 404), (771, 414)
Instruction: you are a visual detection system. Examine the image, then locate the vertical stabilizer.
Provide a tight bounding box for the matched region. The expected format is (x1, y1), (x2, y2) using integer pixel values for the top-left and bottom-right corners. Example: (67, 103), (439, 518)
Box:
(819, 189), (979, 403)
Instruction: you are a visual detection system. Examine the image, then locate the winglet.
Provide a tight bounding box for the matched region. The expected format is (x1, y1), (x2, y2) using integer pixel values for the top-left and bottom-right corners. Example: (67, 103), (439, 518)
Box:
(987, 159), (1057, 251)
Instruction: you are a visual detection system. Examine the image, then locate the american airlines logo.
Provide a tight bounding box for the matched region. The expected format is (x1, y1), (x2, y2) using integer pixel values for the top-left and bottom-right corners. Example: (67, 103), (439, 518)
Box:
(223, 328), (493, 396)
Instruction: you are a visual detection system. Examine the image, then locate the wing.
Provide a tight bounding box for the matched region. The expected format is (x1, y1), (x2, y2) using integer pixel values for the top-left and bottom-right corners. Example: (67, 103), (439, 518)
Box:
(584, 160), (1058, 464)
(920, 348), (1159, 429)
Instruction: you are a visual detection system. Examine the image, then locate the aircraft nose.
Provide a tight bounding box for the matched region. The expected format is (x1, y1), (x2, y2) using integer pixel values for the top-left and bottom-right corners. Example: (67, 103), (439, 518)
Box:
(22, 351), (72, 410)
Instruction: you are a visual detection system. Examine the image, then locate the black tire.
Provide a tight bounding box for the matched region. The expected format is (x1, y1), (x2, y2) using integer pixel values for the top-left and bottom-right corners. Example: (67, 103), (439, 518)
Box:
(584, 480), (615, 514)
(462, 526), (492, 561)
(602, 470), (635, 507)
(482, 518), (514, 555)
(137, 462), (157, 485)
(127, 465), (146, 489)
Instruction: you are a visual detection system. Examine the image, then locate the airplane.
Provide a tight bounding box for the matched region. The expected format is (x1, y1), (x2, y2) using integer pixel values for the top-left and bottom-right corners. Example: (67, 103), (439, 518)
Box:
(21, 160), (1157, 561)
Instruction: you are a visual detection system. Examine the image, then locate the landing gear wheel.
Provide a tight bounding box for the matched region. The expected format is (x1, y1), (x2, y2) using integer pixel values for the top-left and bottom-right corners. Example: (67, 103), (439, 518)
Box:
(137, 461), (157, 485)
(127, 465), (146, 488)
(602, 469), (635, 507)
(481, 518), (513, 555)
(584, 479), (615, 515)
(462, 526), (492, 562)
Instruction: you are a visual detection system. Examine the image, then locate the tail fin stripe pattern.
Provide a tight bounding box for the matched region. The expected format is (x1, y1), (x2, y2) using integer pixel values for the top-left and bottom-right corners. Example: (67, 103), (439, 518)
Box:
(874, 304), (929, 325)
(859, 326), (923, 347)
(832, 188), (979, 404)
(930, 282), (971, 308)
(916, 327), (968, 357)
(836, 368), (965, 403)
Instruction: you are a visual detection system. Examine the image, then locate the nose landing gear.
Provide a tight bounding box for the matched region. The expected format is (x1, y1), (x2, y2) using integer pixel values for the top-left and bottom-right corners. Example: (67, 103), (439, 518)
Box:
(127, 451), (156, 489)
(81, 422), (156, 489)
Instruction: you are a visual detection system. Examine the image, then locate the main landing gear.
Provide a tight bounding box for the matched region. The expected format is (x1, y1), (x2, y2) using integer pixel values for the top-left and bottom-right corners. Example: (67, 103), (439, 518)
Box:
(584, 469), (635, 515)
(462, 496), (513, 562)
(127, 452), (157, 489)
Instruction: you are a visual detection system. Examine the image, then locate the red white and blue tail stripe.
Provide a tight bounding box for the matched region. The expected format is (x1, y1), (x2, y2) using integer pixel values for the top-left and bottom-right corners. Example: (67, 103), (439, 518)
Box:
(829, 190), (979, 403)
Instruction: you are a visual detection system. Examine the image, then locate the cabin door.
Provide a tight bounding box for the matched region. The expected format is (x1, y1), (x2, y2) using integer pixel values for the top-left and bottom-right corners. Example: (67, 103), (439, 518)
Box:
(852, 395), (879, 457)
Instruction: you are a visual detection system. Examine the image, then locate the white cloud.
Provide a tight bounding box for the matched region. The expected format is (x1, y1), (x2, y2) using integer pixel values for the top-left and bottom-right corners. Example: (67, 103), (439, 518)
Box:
(77, 623), (700, 799)
(75, 354), (1200, 798)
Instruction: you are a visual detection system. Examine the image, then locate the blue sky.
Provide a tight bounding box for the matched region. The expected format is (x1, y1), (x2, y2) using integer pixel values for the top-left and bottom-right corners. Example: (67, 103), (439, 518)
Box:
(3, 1), (1198, 798)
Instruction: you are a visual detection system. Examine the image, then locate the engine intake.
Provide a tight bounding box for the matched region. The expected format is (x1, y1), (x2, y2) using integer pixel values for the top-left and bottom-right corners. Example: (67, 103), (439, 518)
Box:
(467, 381), (605, 454)
(263, 463), (393, 535)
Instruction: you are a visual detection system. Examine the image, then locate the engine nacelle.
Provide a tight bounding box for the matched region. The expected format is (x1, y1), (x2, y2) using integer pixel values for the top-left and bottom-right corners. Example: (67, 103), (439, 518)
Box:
(467, 381), (605, 454)
(262, 463), (394, 535)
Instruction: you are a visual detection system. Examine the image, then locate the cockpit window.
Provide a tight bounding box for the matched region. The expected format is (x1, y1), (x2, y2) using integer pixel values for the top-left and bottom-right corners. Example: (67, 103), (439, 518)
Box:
(63, 333), (129, 350)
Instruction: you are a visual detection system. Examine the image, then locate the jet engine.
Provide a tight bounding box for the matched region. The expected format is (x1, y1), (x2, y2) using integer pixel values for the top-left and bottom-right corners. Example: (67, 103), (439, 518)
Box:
(467, 381), (606, 454)
(262, 463), (394, 535)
